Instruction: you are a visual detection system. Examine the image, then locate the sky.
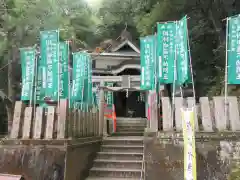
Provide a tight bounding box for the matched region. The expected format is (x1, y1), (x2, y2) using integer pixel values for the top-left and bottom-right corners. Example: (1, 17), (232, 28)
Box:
(85, 0), (103, 7)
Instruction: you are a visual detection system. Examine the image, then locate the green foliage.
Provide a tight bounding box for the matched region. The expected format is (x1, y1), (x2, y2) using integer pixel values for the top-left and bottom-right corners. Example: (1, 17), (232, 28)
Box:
(97, 0), (240, 96)
(0, 0), (98, 87)
(1, 0), (240, 101)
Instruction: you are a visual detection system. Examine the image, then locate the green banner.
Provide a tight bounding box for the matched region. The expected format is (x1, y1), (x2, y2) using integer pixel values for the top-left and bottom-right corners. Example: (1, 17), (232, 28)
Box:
(82, 54), (89, 109)
(87, 54), (93, 106)
(20, 48), (36, 101)
(59, 42), (69, 98)
(157, 22), (177, 84)
(176, 16), (191, 85)
(71, 52), (85, 101)
(104, 82), (114, 105)
(140, 35), (156, 90)
(40, 30), (59, 101)
(227, 15), (240, 84)
(35, 56), (46, 103)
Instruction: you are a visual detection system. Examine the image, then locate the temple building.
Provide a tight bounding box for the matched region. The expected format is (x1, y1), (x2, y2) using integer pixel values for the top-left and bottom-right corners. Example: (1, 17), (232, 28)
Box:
(90, 30), (146, 118)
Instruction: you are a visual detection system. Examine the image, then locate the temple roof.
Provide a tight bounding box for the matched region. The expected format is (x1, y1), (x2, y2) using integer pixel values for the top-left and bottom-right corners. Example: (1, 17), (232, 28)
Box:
(91, 28), (140, 75)
(111, 39), (140, 54)
(91, 38), (140, 58)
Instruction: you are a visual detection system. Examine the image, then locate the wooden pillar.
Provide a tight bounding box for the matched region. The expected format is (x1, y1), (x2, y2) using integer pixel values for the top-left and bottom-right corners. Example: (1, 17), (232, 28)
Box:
(78, 110), (83, 137)
(89, 108), (93, 136)
(85, 110), (88, 136)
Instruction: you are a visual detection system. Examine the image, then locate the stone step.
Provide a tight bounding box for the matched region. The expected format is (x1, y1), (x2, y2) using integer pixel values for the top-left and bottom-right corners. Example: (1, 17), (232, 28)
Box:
(116, 123), (146, 127)
(102, 145), (144, 148)
(112, 132), (144, 136)
(116, 126), (145, 131)
(93, 159), (143, 169)
(90, 167), (142, 172)
(102, 137), (143, 146)
(103, 136), (144, 141)
(94, 159), (143, 163)
(89, 167), (142, 178)
(86, 178), (140, 180)
(96, 152), (143, 160)
(116, 128), (144, 132)
(101, 144), (143, 153)
(116, 117), (146, 121)
(116, 127), (145, 133)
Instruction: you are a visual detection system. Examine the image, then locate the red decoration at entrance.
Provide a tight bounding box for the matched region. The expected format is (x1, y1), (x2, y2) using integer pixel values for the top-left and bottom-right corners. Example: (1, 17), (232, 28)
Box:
(112, 104), (117, 132)
(104, 104), (117, 133)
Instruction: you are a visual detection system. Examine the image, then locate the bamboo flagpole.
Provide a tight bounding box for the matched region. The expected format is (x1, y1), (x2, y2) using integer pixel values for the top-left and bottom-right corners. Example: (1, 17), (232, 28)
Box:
(29, 48), (34, 107)
(57, 29), (60, 115)
(67, 40), (71, 108)
(171, 20), (178, 127)
(186, 16), (196, 101)
(224, 17), (229, 126)
(33, 51), (38, 123)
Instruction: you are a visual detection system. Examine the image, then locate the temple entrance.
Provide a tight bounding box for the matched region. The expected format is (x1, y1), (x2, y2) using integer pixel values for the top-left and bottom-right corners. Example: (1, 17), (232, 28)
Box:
(113, 68), (146, 118)
(91, 36), (144, 118)
(114, 91), (145, 117)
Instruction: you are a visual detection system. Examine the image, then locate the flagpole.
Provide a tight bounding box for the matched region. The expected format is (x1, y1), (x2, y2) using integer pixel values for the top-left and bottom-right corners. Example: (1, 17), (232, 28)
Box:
(171, 20), (178, 128)
(224, 17), (229, 125)
(33, 51), (38, 124)
(154, 32), (159, 124)
(186, 16), (196, 101)
(67, 40), (71, 108)
(28, 49), (34, 108)
(57, 29), (60, 115)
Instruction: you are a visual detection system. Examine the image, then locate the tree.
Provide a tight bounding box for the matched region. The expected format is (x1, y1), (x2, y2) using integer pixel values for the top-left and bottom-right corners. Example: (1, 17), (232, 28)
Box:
(0, 0), (97, 133)
(97, 0), (240, 97)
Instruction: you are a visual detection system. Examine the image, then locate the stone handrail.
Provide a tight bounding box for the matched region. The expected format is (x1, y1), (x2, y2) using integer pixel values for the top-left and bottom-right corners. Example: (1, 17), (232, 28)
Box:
(161, 96), (240, 132)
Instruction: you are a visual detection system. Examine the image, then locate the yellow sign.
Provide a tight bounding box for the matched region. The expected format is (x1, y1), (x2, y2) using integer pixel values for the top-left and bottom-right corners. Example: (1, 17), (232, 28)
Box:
(181, 107), (197, 180)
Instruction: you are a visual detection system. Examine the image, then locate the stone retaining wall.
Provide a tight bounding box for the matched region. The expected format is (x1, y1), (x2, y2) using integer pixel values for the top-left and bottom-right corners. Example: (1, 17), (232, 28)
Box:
(0, 137), (101, 180)
(144, 136), (231, 180)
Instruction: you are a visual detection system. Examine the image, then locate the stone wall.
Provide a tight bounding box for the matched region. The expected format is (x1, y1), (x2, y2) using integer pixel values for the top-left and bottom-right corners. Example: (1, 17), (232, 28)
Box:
(144, 136), (232, 180)
(0, 137), (101, 180)
(65, 138), (101, 180)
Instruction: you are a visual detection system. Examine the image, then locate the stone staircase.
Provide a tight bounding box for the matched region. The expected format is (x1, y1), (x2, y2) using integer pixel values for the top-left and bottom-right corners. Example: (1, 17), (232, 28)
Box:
(86, 118), (146, 180)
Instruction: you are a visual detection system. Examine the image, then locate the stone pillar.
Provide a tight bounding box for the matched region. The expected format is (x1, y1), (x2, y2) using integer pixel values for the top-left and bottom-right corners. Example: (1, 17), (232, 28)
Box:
(149, 90), (158, 132)
(99, 81), (105, 136)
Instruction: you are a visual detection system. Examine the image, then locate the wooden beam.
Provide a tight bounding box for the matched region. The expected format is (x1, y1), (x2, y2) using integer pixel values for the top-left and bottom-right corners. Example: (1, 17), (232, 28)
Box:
(92, 75), (140, 82)
(96, 86), (143, 92)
